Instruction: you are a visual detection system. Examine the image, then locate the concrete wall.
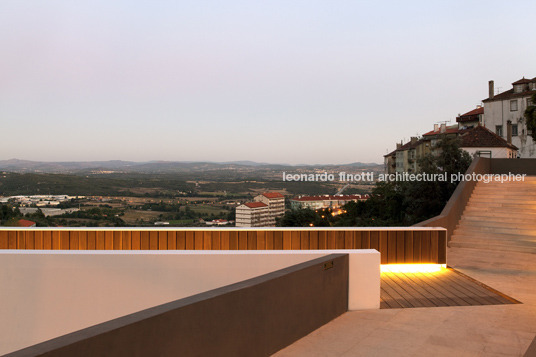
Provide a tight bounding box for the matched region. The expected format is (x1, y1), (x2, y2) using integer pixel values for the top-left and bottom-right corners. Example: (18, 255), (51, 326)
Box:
(489, 158), (536, 175)
(483, 99), (535, 158)
(0, 250), (380, 355)
(6, 254), (351, 357)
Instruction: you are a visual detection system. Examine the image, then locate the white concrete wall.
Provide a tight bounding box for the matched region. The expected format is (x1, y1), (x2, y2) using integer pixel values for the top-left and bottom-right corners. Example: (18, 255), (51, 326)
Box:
(483, 99), (536, 158)
(463, 147), (516, 158)
(0, 249), (380, 355)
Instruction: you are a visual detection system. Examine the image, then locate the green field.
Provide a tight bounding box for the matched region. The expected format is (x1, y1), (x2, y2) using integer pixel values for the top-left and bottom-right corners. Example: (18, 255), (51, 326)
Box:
(168, 219), (195, 225)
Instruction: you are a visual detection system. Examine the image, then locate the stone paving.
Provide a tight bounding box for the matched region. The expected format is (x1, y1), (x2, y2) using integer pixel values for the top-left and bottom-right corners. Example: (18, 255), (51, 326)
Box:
(275, 247), (536, 357)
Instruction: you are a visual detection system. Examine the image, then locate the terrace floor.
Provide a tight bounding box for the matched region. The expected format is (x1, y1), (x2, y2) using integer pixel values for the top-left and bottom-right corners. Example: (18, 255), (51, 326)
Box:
(275, 246), (536, 356)
(380, 268), (517, 309)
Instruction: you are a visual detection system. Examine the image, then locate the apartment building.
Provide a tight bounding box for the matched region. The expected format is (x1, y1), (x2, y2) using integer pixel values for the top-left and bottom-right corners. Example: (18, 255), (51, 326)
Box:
(385, 124), (518, 174)
(483, 77), (536, 158)
(235, 192), (286, 227)
(254, 192), (285, 226)
(384, 136), (431, 175)
(235, 202), (270, 227)
(457, 106), (484, 129)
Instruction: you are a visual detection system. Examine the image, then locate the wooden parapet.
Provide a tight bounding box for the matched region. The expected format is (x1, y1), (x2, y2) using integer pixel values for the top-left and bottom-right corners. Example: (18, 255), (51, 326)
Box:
(0, 228), (447, 265)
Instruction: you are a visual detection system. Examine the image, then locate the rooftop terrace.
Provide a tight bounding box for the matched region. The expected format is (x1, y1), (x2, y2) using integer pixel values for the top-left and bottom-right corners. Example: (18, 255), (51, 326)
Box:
(276, 244), (536, 356)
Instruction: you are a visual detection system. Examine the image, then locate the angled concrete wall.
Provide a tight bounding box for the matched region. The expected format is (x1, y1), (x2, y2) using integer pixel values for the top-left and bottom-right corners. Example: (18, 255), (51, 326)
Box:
(0, 250), (380, 355)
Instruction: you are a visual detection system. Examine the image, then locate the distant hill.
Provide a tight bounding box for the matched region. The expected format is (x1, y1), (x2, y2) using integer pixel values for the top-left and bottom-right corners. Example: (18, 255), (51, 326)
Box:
(0, 159), (382, 174)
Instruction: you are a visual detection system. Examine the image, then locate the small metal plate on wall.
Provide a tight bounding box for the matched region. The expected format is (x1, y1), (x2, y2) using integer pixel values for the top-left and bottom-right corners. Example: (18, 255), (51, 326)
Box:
(323, 261), (334, 270)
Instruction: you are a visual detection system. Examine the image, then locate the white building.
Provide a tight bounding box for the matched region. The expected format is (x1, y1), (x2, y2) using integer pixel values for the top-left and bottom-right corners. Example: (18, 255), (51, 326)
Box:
(235, 202), (270, 227)
(482, 78), (536, 158)
(253, 192), (285, 226)
(235, 192), (286, 227)
(458, 125), (518, 159)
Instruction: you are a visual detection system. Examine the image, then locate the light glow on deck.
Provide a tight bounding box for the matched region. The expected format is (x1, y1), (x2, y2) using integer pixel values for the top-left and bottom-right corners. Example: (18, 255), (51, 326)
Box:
(381, 264), (447, 274)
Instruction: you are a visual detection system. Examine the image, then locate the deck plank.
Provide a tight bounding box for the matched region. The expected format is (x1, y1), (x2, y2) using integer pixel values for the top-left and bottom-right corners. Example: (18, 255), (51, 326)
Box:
(383, 272), (436, 307)
(399, 272), (458, 307)
(380, 268), (518, 309)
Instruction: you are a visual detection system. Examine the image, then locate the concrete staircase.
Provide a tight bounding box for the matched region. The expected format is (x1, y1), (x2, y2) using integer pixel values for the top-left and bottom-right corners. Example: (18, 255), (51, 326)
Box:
(449, 176), (536, 253)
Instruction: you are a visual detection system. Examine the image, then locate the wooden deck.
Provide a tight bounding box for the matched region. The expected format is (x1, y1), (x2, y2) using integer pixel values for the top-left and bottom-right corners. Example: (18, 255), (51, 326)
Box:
(380, 268), (519, 309)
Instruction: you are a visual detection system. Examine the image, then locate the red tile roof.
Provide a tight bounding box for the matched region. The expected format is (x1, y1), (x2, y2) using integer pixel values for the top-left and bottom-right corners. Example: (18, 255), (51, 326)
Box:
(262, 192), (284, 199)
(422, 126), (460, 136)
(460, 107), (484, 117)
(244, 202), (268, 208)
(384, 138), (427, 156)
(457, 107), (484, 123)
(459, 125), (518, 150)
(512, 77), (533, 85)
(384, 149), (397, 157)
(17, 219), (36, 227)
(483, 88), (536, 102)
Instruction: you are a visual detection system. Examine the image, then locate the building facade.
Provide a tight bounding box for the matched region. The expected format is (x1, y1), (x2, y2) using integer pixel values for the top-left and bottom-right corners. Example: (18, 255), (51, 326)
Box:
(385, 123), (518, 174)
(482, 78), (536, 158)
(457, 106), (484, 129)
(254, 192), (285, 226)
(235, 202), (270, 227)
(235, 192), (286, 227)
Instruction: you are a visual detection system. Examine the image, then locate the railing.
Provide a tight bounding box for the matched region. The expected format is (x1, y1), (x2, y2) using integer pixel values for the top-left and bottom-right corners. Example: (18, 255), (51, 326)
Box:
(0, 227), (447, 264)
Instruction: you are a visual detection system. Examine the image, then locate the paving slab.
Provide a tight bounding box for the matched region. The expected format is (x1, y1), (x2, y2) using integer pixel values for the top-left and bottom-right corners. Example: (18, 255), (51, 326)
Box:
(275, 246), (536, 357)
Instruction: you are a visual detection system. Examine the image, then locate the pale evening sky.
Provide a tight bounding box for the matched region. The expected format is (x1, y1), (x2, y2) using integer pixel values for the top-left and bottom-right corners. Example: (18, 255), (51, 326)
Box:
(1, 1), (535, 164)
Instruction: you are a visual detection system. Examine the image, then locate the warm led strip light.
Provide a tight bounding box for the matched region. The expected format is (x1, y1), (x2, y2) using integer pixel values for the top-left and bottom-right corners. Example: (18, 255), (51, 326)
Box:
(381, 264), (447, 274)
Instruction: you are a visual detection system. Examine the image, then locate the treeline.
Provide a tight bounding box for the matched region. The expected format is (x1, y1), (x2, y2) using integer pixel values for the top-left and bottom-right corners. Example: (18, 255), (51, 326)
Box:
(0, 173), (195, 197)
(0, 172), (352, 198)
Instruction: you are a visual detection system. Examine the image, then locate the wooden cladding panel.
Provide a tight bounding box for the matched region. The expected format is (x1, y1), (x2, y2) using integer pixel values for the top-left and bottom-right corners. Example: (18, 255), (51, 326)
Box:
(0, 229), (447, 264)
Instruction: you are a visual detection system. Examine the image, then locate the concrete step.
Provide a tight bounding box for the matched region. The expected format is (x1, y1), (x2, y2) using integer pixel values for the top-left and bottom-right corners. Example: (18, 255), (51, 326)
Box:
(466, 200), (536, 206)
(474, 182), (536, 187)
(448, 240), (536, 254)
(451, 230), (536, 240)
(468, 193), (536, 199)
(465, 204), (536, 210)
(459, 217), (536, 228)
(462, 211), (536, 217)
(463, 206), (536, 214)
(450, 236), (536, 248)
(457, 224), (536, 233)
(472, 186), (536, 191)
(475, 178), (536, 183)
(454, 225), (536, 236)
(462, 213), (536, 221)
(451, 230), (536, 241)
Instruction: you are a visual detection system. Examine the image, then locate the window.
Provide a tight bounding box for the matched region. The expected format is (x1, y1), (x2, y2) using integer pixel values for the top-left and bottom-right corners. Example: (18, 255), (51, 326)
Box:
(496, 125), (503, 137)
(510, 100), (518, 111)
(512, 124), (518, 136)
(528, 97), (534, 107)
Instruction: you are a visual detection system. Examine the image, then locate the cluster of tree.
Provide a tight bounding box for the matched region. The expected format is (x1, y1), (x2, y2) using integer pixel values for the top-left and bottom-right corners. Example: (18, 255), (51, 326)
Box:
(278, 136), (472, 227)
(158, 206), (233, 222)
(0, 205), (22, 225)
(55, 207), (126, 226)
(0, 205), (54, 227)
(141, 201), (182, 212)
